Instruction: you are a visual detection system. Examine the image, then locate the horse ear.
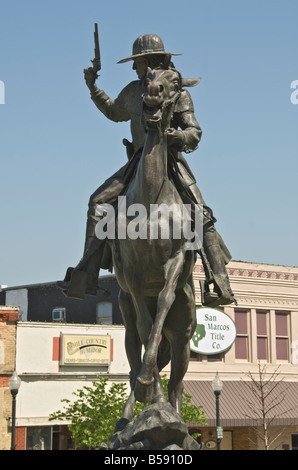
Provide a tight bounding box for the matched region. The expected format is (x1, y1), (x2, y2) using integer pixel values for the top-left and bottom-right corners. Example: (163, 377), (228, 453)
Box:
(181, 77), (202, 87)
(146, 67), (154, 79)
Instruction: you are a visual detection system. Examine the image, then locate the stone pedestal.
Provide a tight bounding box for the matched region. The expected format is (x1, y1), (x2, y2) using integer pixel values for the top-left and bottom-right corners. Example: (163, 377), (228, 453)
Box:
(108, 401), (201, 450)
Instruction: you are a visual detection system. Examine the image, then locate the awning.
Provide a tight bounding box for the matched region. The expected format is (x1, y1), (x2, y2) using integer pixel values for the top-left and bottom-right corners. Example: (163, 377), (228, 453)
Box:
(183, 380), (298, 427)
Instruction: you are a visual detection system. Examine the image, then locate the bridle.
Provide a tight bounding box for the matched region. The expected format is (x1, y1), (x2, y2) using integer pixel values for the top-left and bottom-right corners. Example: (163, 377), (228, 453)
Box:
(143, 66), (182, 130)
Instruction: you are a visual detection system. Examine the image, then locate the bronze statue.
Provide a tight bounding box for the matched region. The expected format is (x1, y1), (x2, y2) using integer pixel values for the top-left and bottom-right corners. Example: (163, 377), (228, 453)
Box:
(57, 32), (238, 448)
(59, 33), (235, 311)
(57, 33), (237, 435)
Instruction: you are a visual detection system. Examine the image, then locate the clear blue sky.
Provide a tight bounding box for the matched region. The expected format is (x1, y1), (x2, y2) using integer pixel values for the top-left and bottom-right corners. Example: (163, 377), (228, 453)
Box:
(1, 0), (298, 287)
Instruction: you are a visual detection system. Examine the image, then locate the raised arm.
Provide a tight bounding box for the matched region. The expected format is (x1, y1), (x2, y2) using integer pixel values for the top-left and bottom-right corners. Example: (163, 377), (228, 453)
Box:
(84, 67), (131, 123)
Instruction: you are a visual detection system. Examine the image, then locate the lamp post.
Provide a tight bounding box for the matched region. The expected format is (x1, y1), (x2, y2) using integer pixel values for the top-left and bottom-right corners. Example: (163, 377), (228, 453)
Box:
(212, 372), (223, 450)
(9, 371), (21, 450)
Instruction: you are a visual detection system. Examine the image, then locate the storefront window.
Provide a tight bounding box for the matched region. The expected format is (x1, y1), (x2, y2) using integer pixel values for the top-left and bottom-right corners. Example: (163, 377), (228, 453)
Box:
(52, 425), (76, 450)
(292, 434), (298, 450)
(26, 426), (52, 450)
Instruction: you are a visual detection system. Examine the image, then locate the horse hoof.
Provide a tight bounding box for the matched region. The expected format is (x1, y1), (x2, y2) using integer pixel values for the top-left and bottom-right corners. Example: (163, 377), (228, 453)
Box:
(135, 377), (154, 403)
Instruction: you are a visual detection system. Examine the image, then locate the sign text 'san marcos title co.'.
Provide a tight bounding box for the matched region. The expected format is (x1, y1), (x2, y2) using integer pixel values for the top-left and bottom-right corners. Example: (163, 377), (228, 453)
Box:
(190, 307), (236, 355)
(60, 334), (111, 366)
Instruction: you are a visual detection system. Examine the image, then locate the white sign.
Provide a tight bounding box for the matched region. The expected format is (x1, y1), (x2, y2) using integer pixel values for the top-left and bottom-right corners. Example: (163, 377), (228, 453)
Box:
(60, 334), (111, 366)
(217, 426), (224, 439)
(190, 307), (236, 355)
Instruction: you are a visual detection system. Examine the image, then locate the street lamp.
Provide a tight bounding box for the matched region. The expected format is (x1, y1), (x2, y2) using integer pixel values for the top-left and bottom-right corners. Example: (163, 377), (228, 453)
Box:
(9, 371), (21, 450)
(212, 372), (223, 450)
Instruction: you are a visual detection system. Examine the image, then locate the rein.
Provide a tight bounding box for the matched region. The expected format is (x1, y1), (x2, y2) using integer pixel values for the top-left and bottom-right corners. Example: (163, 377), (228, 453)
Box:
(160, 89), (182, 132)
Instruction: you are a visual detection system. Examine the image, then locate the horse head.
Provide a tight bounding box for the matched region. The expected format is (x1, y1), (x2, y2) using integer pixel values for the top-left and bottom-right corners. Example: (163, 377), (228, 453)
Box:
(142, 66), (201, 129)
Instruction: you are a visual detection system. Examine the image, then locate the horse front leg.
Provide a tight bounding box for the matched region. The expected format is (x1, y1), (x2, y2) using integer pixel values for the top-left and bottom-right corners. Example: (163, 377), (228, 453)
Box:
(114, 289), (142, 432)
(164, 281), (196, 414)
(120, 290), (155, 404)
(135, 251), (184, 403)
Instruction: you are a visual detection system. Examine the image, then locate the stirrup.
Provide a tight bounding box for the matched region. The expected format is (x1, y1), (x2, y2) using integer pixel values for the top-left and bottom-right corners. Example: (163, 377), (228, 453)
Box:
(200, 279), (236, 308)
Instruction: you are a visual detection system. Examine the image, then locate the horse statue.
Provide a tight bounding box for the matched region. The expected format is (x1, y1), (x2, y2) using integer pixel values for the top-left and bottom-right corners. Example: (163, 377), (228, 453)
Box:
(110, 65), (201, 427)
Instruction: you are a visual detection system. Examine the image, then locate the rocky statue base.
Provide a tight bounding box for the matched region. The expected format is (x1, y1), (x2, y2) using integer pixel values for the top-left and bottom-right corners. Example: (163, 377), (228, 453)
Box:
(107, 401), (201, 451)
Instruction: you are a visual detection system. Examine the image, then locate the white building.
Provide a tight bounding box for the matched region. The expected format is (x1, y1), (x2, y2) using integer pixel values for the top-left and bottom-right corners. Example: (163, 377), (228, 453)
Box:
(2, 260), (298, 450)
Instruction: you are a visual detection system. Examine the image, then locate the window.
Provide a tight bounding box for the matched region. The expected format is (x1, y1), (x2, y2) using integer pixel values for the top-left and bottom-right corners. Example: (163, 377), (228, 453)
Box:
(292, 434), (298, 450)
(234, 310), (250, 360)
(96, 301), (112, 325)
(26, 426), (52, 450)
(52, 425), (75, 450)
(206, 353), (223, 362)
(190, 351), (223, 362)
(275, 311), (290, 360)
(52, 307), (66, 322)
(257, 310), (269, 361)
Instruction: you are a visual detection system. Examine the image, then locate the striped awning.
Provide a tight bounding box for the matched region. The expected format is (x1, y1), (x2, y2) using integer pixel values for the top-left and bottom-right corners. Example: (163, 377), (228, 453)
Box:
(183, 380), (298, 427)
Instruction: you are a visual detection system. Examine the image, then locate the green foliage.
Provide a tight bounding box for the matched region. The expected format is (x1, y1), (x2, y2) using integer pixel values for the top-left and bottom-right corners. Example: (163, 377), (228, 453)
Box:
(49, 375), (206, 449)
(49, 377), (128, 449)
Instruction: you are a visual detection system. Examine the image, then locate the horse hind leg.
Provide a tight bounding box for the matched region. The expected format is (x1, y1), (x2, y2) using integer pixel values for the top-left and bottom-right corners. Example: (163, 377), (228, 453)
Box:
(157, 335), (171, 371)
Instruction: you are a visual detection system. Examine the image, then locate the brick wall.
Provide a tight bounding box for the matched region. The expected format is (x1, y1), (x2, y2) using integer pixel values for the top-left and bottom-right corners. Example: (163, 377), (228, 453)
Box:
(0, 306), (19, 450)
(15, 427), (26, 450)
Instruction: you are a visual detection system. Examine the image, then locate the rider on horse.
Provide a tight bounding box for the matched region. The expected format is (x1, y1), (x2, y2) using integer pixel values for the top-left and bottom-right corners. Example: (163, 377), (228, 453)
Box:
(58, 34), (235, 308)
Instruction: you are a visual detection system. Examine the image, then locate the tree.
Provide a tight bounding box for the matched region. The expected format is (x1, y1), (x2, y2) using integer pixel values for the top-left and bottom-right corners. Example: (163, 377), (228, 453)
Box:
(49, 378), (127, 449)
(49, 376), (206, 449)
(242, 362), (293, 450)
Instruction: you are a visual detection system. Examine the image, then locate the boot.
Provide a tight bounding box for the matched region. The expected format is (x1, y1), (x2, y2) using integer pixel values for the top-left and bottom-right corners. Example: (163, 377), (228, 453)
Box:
(57, 263), (98, 300)
(201, 229), (236, 308)
(57, 240), (112, 300)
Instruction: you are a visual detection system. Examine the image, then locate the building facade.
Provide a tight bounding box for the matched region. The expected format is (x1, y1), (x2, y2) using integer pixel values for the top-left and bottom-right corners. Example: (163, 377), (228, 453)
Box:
(1, 260), (298, 450)
(0, 275), (121, 325)
(12, 322), (130, 450)
(184, 260), (298, 450)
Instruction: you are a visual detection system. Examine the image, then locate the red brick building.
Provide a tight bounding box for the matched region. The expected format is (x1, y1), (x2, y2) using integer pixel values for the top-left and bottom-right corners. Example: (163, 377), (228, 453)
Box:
(0, 306), (19, 450)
